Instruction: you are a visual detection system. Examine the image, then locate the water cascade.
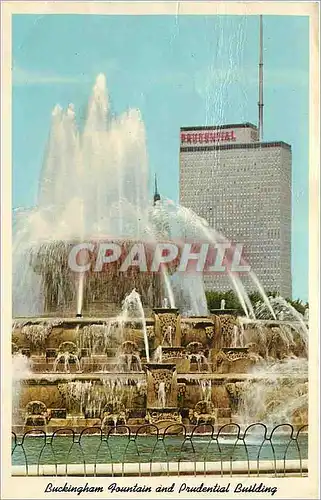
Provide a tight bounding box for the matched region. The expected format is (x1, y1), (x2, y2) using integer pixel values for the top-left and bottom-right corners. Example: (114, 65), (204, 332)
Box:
(12, 353), (33, 425)
(236, 359), (308, 428)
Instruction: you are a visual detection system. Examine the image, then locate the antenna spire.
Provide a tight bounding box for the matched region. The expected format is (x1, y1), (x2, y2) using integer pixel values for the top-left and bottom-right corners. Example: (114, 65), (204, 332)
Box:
(258, 14), (264, 141)
(153, 173), (161, 205)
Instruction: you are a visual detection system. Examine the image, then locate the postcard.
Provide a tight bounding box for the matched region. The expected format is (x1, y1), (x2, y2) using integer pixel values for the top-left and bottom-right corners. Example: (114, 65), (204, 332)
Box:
(1, 1), (319, 499)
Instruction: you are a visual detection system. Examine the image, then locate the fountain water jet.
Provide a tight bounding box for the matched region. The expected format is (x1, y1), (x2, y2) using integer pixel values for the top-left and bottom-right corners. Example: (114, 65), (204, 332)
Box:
(119, 289), (150, 363)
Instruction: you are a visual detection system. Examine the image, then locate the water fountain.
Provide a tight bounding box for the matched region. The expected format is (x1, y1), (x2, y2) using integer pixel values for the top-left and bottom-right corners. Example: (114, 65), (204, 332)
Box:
(12, 74), (308, 436)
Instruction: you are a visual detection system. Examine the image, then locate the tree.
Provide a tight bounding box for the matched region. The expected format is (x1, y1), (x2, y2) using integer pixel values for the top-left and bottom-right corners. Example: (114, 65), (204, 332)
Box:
(286, 298), (308, 316)
(205, 290), (243, 313)
(205, 289), (308, 316)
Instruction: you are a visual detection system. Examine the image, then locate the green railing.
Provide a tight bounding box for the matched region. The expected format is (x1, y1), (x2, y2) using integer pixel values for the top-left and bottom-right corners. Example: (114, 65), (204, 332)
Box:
(11, 423), (308, 477)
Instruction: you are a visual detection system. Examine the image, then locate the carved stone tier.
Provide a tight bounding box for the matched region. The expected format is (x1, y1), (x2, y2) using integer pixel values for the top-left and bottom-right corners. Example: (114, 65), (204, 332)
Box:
(12, 317), (155, 356)
(12, 313), (309, 432)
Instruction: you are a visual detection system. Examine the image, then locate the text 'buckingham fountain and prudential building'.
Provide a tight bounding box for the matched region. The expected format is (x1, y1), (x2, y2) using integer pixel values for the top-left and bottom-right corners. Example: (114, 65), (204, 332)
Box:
(179, 123), (292, 297)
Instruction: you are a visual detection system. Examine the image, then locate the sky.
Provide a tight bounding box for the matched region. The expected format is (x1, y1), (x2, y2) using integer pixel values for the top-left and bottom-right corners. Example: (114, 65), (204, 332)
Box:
(12, 14), (309, 301)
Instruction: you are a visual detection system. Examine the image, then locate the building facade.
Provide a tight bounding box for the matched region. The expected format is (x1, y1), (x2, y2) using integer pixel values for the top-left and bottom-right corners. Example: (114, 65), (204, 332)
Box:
(179, 123), (292, 297)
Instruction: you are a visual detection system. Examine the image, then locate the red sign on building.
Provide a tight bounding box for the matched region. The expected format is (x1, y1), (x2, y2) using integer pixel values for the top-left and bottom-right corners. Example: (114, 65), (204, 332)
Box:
(181, 130), (236, 144)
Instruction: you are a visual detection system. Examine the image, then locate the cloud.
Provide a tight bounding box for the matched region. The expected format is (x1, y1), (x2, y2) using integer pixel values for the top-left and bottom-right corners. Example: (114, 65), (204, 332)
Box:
(195, 65), (308, 98)
(264, 68), (309, 88)
(12, 59), (121, 87)
(12, 65), (92, 86)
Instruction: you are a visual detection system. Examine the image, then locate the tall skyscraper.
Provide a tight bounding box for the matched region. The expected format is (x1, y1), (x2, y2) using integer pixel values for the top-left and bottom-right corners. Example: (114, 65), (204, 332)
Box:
(179, 123), (292, 297)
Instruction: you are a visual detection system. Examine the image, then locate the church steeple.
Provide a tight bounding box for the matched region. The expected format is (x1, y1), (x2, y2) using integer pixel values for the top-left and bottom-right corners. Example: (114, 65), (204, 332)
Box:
(153, 173), (161, 205)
